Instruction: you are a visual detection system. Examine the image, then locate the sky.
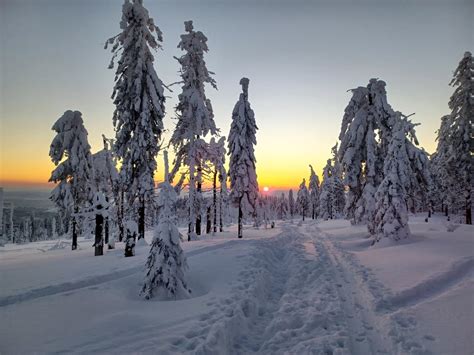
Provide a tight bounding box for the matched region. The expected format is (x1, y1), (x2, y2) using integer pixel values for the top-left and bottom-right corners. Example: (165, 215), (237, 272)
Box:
(0, 0), (472, 191)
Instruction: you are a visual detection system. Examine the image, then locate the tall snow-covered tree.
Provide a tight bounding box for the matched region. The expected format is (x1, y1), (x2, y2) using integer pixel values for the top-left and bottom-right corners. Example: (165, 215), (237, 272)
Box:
(372, 117), (412, 242)
(296, 179), (310, 221)
(338, 79), (430, 225)
(318, 159), (334, 220)
(288, 189), (295, 219)
(446, 52), (473, 224)
(141, 151), (190, 299)
(228, 78), (259, 238)
(276, 193), (289, 220)
(106, 0), (166, 255)
(330, 143), (346, 217)
(430, 115), (453, 214)
(308, 165), (320, 219)
(49, 110), (94, 250)
(170, 20), (218, 240)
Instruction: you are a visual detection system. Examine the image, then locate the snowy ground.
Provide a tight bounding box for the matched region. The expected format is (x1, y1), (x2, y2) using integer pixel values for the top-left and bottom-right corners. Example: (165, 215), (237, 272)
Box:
(0, 216), (472, 354)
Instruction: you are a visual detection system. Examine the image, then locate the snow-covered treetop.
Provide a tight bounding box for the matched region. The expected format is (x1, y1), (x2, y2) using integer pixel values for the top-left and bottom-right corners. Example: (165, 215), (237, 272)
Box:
(49, 110), (91, 169)
(449, 51), (473, 123)
(92, 141), (119, 196)
(308, 165), (320, 194)
(208, 137), (226, 174)
(170, 20), (217, 151)
(49, 110), (94, 211)
(228, 77), (259, 209)
(105, 0), (166, 203)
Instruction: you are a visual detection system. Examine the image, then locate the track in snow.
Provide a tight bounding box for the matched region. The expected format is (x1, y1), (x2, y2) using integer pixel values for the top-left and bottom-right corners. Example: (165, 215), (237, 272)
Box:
(179, 221), (433, 355)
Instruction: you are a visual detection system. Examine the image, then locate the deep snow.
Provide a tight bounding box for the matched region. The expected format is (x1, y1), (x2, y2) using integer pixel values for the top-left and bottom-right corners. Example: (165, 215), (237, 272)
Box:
(0, 216), (472, 354)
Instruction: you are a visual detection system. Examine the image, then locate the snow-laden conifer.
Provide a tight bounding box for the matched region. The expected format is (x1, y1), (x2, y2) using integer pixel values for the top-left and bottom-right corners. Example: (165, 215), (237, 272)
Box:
(308, 165), (320, 219)
(446, 52), (473, 224)
(49, 110), (94, 250)
(141, 152), (190, 299)
(276, 193), (289, 220)
(105, 0), (166, 250)
(372, 116), (412, 242)
(228, 78), (259, 238)
(330, 143), (346, 217)
(338, 79), (430, 225)
(296, 179), (310, 221)
(318, 159), (334, 220)
(170, 20), (218, 240)
(288, 189), (295, 219)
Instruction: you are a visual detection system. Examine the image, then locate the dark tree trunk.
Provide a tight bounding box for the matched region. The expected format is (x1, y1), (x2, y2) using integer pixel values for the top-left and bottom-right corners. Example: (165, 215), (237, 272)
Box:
(445, 205), (449, 217)
(219, 193), (224, 233)
(72, 217), (78, 250)
(466, 196), (472, 225)
(206, 206), (212, 234)
(124, 230), (135, 257)
(196, 167), (202, 235)
(95, 214), (104, 256)
(238, 198), (243, 239)
(138, 198), (145, 240)
(213, 168), (217, 233)
(188, 220), (192, 242)
(118, 190), (124, 242)
(104, 217), (109, 245)
(302, 210), (305, 221)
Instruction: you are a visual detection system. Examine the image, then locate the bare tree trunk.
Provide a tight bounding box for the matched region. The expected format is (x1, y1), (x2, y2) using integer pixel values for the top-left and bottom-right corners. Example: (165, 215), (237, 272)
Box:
(213, 168), (217, 233)
(95, 214), (104, 256)
(138, 197), (145, 240)
(206, 206), (212, 234)
(118, 189), (124, 242)
(72, 214), (78, 251)
(466, 195), (472, 225)
(196, 164), (202, 236)
(238, 197), (243, 239)
(219, 183), (224, 233)
(188, 145), (196, 241)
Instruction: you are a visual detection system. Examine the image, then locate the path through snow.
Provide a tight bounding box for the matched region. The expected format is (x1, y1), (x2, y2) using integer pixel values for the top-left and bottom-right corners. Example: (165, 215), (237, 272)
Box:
(1, 222), (438, 354)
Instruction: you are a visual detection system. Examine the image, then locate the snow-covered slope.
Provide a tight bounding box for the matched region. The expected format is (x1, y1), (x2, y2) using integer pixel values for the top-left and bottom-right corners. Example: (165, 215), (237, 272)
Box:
(0, 218), (472, 354)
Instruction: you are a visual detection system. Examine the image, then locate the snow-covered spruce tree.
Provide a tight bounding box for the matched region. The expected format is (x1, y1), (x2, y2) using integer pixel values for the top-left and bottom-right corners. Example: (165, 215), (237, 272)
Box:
(318, 159), (334, 220)
(338, 81), (387, 224)
(170, 20), (218, 241)
(330, 143), (346, 217)
(338, 79), (430, 225)
(372, 117), (412, 243)
(141, 151), (190, 299)
(276, 193), (289, 220)
(228, 78), (259, 238)
(296, 179), (310, 221)
(105, 0), (165, 255)
(446, 52), (473, 224)
(430, 115), (453, 214)
(308, 165), (320, 219)
(49, 110), (94, 250)
(288, 189), (295, 219)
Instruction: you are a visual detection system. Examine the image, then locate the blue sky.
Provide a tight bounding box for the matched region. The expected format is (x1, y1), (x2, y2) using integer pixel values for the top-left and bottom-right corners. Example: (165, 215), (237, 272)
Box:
(1, 0), (472, 188)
